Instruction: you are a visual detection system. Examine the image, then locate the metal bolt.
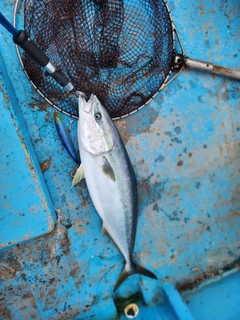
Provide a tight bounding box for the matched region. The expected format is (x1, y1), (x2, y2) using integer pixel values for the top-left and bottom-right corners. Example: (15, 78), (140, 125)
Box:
(124, 303), (139, 319)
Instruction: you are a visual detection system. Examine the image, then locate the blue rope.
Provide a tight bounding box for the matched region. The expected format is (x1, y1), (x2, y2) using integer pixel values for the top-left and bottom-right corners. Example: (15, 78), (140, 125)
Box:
(0, 12), (19, 37)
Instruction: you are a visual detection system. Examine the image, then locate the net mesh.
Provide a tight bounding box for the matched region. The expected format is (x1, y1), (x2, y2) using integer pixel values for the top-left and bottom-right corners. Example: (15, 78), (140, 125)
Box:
(22, 0), (173, 118)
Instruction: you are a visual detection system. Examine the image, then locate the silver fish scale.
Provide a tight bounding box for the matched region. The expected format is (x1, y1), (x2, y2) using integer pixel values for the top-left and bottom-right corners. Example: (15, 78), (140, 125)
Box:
(79, 127), (138, 266)
(76, 94), (157, 289)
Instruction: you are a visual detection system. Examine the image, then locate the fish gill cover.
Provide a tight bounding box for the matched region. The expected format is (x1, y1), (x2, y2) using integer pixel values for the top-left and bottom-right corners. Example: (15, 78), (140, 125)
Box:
(22, 0), (173, 118)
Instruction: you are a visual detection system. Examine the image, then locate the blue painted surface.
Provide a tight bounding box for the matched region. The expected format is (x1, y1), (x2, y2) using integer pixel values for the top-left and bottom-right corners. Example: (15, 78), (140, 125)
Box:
(163, 284), (195, 320)
(0, 0), (240, 319)
(182, 270), (240, 320)
(0, 53), (56, 250)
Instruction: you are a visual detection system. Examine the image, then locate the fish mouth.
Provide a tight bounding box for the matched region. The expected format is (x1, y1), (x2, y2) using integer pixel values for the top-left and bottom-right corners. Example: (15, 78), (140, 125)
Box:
(81, 94), (95, 113)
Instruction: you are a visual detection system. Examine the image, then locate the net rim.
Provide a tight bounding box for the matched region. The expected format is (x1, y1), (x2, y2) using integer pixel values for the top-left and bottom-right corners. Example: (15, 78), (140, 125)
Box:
(13, 0), (176, 120)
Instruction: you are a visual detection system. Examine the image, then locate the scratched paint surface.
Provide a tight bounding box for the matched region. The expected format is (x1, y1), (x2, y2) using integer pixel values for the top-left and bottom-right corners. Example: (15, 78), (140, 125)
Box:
(0, 0), (240, 319)
(0, 55), (56, 249)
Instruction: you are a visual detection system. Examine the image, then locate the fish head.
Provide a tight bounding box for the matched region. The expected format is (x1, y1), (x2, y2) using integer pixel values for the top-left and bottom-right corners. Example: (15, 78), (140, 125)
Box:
(78, 94), (115, 155)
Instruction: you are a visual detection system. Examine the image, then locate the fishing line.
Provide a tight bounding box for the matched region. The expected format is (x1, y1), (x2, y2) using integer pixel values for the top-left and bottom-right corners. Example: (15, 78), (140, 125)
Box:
(11, 0), (240, 119)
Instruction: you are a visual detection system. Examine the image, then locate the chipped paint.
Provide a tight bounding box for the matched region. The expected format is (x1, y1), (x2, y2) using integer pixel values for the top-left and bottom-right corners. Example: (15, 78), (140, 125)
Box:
(40, 158), (52, 173)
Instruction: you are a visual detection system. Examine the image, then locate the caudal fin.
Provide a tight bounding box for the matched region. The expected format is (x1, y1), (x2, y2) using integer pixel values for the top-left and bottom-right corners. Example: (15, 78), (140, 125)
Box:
(114, 262), (157, 291)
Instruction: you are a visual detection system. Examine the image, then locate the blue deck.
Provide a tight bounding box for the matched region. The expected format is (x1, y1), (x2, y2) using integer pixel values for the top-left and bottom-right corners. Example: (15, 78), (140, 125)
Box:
(0, 0), (240, 319)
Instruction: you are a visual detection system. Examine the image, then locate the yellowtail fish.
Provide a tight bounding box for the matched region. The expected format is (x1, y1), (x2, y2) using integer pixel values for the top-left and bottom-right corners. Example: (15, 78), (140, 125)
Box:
(72, 94), (157, 291)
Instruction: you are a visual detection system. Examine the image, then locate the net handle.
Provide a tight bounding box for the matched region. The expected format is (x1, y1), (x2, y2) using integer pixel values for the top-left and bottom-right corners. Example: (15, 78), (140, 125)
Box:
(185, 58), (240, 80)
(172, 24), (240, 81)
(12, 2), (76, 92)
(162, 23), (240, 87)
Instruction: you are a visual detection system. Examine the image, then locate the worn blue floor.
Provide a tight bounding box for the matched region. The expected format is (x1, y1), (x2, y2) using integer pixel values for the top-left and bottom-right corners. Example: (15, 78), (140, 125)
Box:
(182, 270), (240, 320)
(0, 0), (240, 319)
(0, 49), (56, 251)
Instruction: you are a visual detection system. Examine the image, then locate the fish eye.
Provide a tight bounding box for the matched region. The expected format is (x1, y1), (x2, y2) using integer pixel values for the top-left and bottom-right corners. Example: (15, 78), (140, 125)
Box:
(94, 112), (102, 121)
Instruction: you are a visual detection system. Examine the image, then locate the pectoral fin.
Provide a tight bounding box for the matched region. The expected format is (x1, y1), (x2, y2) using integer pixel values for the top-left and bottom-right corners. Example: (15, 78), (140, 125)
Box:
(72, 165), (84, 186)
(99, 156), (115, 182)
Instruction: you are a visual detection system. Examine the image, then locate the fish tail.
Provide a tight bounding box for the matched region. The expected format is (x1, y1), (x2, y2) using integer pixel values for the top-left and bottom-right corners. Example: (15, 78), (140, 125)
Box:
(114, 262), (157, 291)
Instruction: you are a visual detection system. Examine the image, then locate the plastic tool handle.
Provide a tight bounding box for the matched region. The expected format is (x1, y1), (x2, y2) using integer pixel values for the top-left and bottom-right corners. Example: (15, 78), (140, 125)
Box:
(47, 69), (71, 87)
(13, 30), (49, 67)
(185, 58), (240, 80)
(13, 30), (71, 88)
(0, 12), (74, 90)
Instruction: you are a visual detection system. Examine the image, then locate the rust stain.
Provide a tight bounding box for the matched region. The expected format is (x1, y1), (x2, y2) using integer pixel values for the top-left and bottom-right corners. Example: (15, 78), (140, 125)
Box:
(0, 299), (11, 319)
(45, 287), (57, 309)
(177, 160), (183, 167)
(74, 217), (88, 235)
(115, 119), (134, 143)
(197, 2), (216, 16)
(0, 254), (22, 278)
(29, 97), (51, 112)
(152, 203), (158, 212)
(0, 263), (17, 278)
(29, 204), (42, 214)
(44, 111), (52, 123)
(60, 229), (71, 255)
(70, 262), (81, 278)
(22, 292), (34, 300)
(229, 211), (240, 218)
(115, 107), (160, 144)
(77, 187), (92, 207)
(214, 79), (240, 184)
(177, 257), (240, 292)
(40, 158), (52, 173)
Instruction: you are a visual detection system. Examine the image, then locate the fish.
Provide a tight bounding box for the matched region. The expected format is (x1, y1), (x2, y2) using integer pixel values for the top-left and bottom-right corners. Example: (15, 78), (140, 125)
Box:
(54, 111), (80, 165)
(72, 94), (157, 291)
